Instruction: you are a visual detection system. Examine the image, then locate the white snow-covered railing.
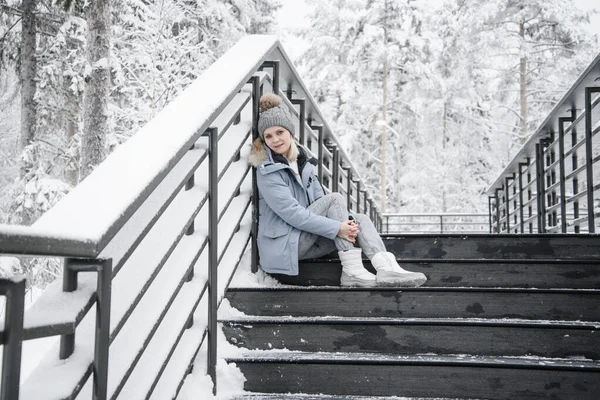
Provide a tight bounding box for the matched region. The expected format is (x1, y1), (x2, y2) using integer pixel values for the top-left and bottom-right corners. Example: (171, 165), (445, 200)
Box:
(0, 35), (381, 399)
(487, 52), (600, 234)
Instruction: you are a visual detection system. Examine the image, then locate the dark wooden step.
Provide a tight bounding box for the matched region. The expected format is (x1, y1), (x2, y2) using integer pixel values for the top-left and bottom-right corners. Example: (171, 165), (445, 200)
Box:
(222, 318), (600, 359)
(294, 259), (600, 288)
(233, 395), (451, 399)
(228, 352), (600, 399)
(381, 234), (600, 260)
(225, 288), (600, 321)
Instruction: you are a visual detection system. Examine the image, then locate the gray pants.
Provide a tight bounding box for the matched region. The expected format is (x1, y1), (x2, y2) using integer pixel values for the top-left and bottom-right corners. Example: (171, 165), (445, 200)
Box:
(298, 193), (386, 260)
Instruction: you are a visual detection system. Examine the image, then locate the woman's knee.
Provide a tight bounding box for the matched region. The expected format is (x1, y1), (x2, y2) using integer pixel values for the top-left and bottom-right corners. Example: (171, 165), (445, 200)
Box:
(327, 192), (347, 208)
(353, 213), (370, 224)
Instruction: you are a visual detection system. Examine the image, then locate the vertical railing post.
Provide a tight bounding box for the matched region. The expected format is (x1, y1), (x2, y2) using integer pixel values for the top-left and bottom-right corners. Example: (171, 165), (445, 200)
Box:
(1, 277), (25, 400)
(363, 191), (368, 214)
(356, 181), (361, 213)
(572, 126), (580, 233)
(346, 168), (352, 212)
(59, 258), (112, 400)
(291, 99), (306, 146)
(331, 147), (340, 193)
(250, 76), (261, 273)
(518, 162), (528, 233)
(60, 259), (78, 359)
(186, 145), (196, 236)
(261, 61), (279, 95)
(504, 178), (511, 233)
(311, 124), (324, 182)
(385, 215), (390, 234)
(94, 258), (112, 400)
(558, 114), (575, 233)
(494, 188), (501, 233)
(584, 87), (599, 232)
(488, 196), (494, 233)
(536, 142), (548, 233)
(548, 137), (557, 229)
(440, 215), (444, 233)
(204, 126), (219, 394)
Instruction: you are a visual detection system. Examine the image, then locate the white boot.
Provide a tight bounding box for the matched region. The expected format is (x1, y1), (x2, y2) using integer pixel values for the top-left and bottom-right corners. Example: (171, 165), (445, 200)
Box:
(371, 252), (427, 287)
(338, 249), (377, 287)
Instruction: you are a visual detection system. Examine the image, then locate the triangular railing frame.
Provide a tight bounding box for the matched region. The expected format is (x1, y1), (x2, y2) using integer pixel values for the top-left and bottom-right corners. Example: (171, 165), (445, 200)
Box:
(0, 35), (380, 399)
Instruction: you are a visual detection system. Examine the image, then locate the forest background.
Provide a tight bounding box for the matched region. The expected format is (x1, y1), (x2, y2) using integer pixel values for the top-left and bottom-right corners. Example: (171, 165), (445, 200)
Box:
(0, 0), (598, 291)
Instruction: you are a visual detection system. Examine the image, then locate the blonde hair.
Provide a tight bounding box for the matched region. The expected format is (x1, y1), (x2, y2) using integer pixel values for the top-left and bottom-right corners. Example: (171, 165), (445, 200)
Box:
(286, 140), (299, 162)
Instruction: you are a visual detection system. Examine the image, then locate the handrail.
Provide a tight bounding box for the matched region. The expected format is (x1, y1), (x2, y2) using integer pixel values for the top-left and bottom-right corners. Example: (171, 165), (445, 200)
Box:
(382, 213), (489, 234)
(487, 52), (600, 234)
(0, 35), (381, 399)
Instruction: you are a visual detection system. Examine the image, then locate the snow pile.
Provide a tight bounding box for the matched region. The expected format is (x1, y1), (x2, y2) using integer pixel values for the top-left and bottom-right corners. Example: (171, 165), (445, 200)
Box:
(0, 256), (22, 278)
(228, 248), (282, 288)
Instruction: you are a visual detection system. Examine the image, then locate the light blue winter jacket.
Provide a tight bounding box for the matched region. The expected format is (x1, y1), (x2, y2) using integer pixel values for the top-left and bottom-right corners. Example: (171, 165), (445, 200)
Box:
(249, 138), (341, 275)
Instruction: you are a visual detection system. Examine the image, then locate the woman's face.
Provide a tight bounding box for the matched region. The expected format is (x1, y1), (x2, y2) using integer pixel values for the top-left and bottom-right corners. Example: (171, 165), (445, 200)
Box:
(264, 126), (293, 157)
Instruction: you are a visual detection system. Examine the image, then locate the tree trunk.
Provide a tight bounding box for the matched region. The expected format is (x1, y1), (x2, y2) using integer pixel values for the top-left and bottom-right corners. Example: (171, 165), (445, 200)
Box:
(442, 101), (447, 150)
(20, 0), (36, 153)
(519, 20), (528, 144)
(381, 0), (389, 214)
(80, 0), (111, 180)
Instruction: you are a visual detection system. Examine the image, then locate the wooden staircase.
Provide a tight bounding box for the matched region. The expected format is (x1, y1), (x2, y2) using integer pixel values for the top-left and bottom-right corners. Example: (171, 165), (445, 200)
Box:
(222, 234), (600, 399)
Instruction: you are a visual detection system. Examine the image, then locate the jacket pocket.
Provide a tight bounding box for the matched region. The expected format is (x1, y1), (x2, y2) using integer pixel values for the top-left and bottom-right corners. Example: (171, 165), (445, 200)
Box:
(263, 225), (289, 238)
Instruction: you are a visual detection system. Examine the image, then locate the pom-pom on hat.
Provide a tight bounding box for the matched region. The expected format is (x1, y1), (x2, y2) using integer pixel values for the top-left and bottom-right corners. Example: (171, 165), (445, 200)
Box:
(258, 93), (295, 139)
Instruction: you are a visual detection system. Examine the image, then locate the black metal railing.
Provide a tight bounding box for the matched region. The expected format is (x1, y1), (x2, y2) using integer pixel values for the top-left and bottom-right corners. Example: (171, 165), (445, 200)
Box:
(382, 213), (490, 234)
(0, 35), (380, 399)
(487, 53), (600, 234)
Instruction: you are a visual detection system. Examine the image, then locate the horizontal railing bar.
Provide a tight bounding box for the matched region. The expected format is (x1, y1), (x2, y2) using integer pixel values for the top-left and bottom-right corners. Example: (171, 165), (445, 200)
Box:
(218, 199), (252, 266)
(545, 202), (561, 213)
(8, 271), (97, 341)
(546, 181), (560, 192)
(571, 216), (590, 226)
(521, 182), (537, 192)
(564, 139), (585, 158)
(0, 226), (99, 257)
(566, 191), (588, 204)
(21, 344), (93, 400)
(384, 213), (488, 217)
(384, 222), (490, 227)
(216, 127), (252, 182)
(565, 164), (587, 181)
(522, 197), (537, 207)
(545, 159), (560, 170)
(219, 167), (252, 223)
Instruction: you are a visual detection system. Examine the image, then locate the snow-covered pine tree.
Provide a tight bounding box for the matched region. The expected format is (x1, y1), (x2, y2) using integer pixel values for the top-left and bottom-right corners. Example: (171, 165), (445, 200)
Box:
(457, 0), (596, 147)
(297, 0), (430, 213)
(20, 0), (36, 154)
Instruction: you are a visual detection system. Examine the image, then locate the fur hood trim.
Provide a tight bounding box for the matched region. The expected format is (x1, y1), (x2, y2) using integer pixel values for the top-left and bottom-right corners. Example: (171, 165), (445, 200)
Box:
(249, 138), (267, 167)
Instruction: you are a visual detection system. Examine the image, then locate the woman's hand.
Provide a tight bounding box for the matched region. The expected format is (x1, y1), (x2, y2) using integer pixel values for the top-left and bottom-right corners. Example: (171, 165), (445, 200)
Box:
(337, 220), (359, 244)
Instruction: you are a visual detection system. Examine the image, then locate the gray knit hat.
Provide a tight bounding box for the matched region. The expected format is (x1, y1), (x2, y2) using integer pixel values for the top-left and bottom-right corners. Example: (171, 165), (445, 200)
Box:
(258, 93), (295, 139)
